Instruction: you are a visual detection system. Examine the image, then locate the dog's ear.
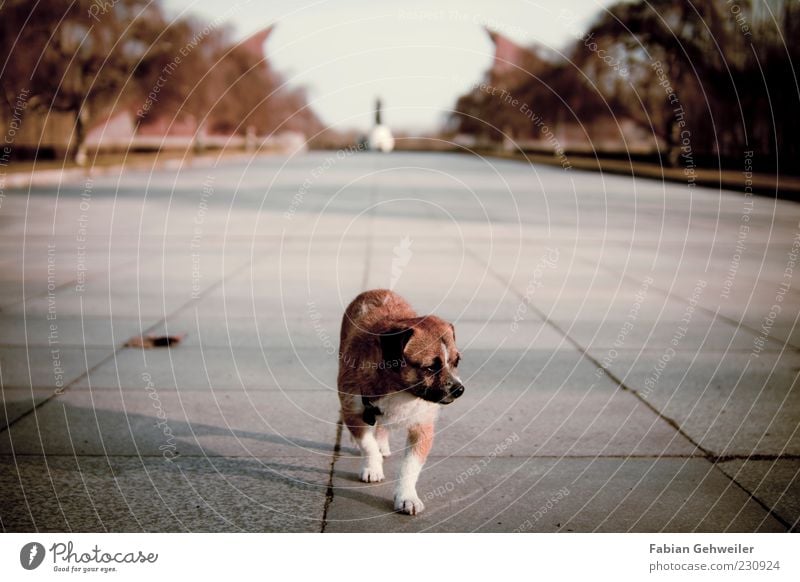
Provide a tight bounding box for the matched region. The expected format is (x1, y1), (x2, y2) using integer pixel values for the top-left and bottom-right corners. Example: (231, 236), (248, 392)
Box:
(449, 322), (456, 343)
(379, 326), (414, 367)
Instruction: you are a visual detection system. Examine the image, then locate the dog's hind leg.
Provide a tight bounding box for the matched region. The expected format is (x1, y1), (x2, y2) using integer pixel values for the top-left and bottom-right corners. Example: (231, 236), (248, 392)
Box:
(375, 424), (391, 457)
(356, 427), (385, 483)
(394, 423), (433, 515)
(343, 412), (385, 483)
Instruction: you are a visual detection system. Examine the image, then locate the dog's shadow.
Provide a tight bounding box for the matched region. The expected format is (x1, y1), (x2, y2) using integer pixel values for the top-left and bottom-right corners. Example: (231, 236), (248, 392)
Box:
(329, 449), (411, 514)
(7, 397), (412, 526)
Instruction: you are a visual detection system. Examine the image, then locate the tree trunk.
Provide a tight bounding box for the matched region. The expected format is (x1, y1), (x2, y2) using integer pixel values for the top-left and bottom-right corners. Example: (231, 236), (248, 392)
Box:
(73, 108), (88, 166)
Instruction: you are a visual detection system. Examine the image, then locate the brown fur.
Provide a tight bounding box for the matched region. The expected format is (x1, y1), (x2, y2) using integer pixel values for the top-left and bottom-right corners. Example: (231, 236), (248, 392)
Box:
(407, 422), (435, 460)
(337, 289), (464, 514)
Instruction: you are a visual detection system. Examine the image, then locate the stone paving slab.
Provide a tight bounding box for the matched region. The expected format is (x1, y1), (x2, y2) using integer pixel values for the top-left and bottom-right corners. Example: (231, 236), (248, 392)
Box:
(457, 348), (620, 393)
(430, 385), (698, 457)
(0, 455), (329, 532)
(191, 291), (359, 320)
(196, 287), (528, 324)
(604, 351), (800, 456)
(0, 387), (55, 431)
(228, 265), (365, 290)
(732, 318), (800, 349)
(0, 389), (339, 458)
(2, 152), (799, 533)
(70, 347), (339, 391)
(325, 456), (784, 532)
(150, 314), (337, 350)
(145, 317), (570, 352)
(0, 346), (110, 388)
(566, 316), (785, 353)
(717, 459), (800, 529)
(531, 295), (721, 325)
(0, 315), (145, 348)
(3, 290), (190, 318)
(452, 320), (569, 350)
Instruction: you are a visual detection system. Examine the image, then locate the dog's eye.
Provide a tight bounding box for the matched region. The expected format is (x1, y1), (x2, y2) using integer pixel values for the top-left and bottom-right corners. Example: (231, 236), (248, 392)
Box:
(424, 358), (442, 374)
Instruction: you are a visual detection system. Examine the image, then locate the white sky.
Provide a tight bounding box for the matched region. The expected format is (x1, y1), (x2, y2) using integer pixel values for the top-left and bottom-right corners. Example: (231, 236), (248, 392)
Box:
(163, 0), (619, 132)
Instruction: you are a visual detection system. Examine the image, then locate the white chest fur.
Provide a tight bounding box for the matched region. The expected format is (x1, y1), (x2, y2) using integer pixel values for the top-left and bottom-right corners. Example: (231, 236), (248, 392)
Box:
(374, 392), (439, 429)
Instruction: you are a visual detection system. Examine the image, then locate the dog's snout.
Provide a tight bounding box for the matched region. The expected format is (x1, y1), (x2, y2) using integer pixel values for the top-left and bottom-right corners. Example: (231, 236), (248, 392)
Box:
(434, 382), (465, 405)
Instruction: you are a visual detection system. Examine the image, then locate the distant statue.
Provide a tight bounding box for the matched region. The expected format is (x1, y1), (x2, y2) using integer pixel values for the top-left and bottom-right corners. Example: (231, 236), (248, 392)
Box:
(368, 97), (394, 153)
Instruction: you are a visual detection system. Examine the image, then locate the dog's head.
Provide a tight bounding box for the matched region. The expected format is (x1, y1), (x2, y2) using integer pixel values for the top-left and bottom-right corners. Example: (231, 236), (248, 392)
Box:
(379, 315), (464, 404)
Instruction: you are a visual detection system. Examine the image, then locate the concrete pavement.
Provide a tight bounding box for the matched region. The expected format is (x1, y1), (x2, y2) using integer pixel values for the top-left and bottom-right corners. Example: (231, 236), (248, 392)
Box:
(0, 151), (798, 531)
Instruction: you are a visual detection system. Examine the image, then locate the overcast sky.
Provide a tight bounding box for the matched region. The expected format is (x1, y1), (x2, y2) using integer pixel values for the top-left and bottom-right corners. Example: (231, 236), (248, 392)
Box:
(163, 0), (618, 132)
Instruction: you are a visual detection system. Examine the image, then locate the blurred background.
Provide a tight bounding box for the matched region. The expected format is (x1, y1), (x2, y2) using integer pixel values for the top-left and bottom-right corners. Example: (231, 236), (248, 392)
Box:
(1, 0), (797, 180)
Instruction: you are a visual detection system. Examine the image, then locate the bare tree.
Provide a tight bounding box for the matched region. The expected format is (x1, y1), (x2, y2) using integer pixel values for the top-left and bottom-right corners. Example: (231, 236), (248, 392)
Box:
(0, 0), (177, 163)
(448, 0), (800, 171)
(0, 0), (324, 161)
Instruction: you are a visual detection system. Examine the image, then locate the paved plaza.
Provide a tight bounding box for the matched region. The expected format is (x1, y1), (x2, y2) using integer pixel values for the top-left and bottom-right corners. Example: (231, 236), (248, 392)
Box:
(0, 151), (798, 532)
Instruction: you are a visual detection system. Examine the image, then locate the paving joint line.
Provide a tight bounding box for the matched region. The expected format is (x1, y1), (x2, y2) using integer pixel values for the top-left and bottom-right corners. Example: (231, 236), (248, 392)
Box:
(0, 256), (141, 314)
(322, 158), (383, 531)
(464, 247), (794, 531)
(320, 421), (343, 532)
(571, 254), (800, 352)
(0, 258), (256, 435)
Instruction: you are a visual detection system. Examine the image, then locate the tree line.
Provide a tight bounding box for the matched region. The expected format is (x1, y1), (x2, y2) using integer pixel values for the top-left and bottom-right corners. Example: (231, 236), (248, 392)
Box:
(0, 0), (322, 162)
(447, 0), (800, 173)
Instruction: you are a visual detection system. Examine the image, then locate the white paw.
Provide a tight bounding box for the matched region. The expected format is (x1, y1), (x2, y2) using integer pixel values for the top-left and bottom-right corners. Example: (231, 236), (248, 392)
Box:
(360, 465), (384, 483)
(394, 493), (425, 515)
(379, 443), (391, 457)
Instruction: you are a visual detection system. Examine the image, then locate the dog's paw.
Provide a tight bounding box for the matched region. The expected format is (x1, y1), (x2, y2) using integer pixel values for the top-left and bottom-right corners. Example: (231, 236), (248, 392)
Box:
(394, 494), (425, 515)
(379, 443), (391, 457)
(360, 465), (385, 483)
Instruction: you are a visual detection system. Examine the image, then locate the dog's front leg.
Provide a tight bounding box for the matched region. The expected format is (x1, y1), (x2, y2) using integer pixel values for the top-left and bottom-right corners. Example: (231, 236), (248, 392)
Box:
(394, 423), (433, 515)
(356, 426), (385, 483)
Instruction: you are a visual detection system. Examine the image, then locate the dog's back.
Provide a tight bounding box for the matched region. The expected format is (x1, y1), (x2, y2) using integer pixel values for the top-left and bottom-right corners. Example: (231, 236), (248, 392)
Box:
(339, 289), (416, 346)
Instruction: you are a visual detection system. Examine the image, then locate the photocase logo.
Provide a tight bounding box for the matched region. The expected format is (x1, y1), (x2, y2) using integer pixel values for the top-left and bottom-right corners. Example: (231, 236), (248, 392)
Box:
(20, 542), (45, 570)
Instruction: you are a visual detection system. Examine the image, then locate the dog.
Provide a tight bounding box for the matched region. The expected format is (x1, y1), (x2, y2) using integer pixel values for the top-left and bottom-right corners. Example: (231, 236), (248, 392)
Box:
(337, 289), (464, 515)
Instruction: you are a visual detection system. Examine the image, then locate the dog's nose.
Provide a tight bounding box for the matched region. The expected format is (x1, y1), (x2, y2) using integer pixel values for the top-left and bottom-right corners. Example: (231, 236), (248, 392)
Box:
(450, 383), (465, 399)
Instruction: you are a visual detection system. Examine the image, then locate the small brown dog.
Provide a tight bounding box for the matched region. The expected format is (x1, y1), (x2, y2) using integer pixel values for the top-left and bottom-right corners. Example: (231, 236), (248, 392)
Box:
(337, 289), (464, 515)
